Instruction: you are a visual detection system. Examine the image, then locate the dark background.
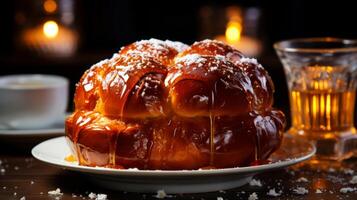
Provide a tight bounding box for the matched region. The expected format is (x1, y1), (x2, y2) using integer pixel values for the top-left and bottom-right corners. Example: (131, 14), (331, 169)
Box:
(0, 0), (356, 126)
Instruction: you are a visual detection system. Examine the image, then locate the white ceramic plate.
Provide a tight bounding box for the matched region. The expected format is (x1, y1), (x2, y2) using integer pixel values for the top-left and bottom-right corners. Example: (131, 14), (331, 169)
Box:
(32, 135), (315, 193)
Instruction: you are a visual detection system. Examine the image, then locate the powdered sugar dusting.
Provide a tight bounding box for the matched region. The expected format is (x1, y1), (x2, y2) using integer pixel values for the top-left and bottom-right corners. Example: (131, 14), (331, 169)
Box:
(192, 39), (227, 54)
(175, 54), (207, 66)
(135, 39), (170, 52)
(94, 59), (110, 68)
(164, 40), (188, 52)
(115, 53), (164, 73)
(134, 38), (188, 53)
(196, 39), (226, 46)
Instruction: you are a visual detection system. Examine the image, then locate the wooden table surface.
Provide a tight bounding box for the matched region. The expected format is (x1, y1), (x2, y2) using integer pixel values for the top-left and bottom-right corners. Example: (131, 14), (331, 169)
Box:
(0, 140), (356, 200)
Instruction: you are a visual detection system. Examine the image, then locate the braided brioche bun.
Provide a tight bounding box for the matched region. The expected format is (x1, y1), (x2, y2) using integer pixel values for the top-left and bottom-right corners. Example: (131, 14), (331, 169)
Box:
(66, 39), (285, 170)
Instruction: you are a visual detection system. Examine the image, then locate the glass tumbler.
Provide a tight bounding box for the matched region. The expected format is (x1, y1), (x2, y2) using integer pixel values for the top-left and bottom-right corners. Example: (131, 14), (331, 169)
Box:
(274, 38), (357, 160)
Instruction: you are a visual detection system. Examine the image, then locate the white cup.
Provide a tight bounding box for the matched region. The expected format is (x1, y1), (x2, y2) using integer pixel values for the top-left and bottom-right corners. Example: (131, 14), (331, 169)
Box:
(0, 74), (68, 129)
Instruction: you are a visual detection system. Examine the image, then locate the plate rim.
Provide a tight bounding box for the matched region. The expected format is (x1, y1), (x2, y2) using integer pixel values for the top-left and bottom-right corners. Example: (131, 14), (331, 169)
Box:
(31, 136), (316, 176)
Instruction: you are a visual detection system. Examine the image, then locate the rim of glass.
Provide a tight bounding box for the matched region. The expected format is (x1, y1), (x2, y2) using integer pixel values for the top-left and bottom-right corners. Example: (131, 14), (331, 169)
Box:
(274, 37), (357, 53)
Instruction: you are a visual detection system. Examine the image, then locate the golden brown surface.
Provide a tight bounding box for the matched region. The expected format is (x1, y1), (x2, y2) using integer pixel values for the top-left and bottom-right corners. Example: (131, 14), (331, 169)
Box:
(65, 39), (285, 170)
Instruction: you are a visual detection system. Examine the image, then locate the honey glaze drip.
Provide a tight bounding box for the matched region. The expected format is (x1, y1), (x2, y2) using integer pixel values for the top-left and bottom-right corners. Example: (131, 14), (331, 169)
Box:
(66, 111), (127, 167)
(109, 130), (118, 166)
(209, 88), (216, 166)
(70, 111), (100, 143)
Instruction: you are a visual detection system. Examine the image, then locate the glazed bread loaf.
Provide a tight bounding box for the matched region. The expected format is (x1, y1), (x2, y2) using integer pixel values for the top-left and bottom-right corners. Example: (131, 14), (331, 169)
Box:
(66, 39), (285, 170)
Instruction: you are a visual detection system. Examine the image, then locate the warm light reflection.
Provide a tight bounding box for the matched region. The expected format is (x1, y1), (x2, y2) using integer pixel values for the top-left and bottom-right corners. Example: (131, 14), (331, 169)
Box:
(43, 0), (57, 13)
(43, 21), (59, 38)
(225, 21), (242, 43)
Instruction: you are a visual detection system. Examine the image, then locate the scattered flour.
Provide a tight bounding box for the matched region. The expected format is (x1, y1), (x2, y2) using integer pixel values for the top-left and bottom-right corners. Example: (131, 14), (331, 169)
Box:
(293, 187), (308, 195)
(340, 187), (356, 194)
(48, 188), (63, 196)
(96, 194), (108, 200)
(249, 179), (262, 187)
(88, 192), (97, 199)
(350, 175), (357, 184)
(343, 169), (354, 175)
(248, 192), (258, 200)
(315, 189), (323, 194)
(155, 189), (167, 199)
(296, 177), (308, 182)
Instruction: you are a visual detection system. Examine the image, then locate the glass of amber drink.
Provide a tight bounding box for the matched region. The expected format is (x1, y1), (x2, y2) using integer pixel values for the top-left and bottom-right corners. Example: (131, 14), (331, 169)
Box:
(274, 38), (357, 160)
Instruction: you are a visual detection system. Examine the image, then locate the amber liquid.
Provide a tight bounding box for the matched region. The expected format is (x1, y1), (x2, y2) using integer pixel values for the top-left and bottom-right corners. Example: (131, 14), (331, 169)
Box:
(289, 66), (356, 140)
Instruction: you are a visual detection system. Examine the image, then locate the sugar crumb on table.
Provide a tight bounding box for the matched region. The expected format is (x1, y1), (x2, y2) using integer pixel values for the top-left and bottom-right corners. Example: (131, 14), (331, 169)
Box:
(267, 188), (282, 197)
(249, 179), (262, 187)
(293, 187), (309, 195)
(328, 168), (336, 173)
(350, 176), (357, 184)
(96, 194), (108, 200)
(248, 192), (258, 200)
(340, 187), (356, 194)
(315, 189), (323, 194)
(48, 188), (63, 196)
(343, 169), (354, 175)
(88, 192), (97, 199)
(296, 177), (308, 182)
(154, 189), (167, 199)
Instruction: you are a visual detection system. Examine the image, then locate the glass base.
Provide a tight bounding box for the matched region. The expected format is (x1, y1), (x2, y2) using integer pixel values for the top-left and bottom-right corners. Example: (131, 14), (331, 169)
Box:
(287, 127), (357, 160)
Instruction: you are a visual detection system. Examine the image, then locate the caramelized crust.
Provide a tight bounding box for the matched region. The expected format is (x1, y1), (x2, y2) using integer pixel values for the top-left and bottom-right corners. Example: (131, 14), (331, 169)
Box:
(66, 39), (285, 170)
(98, 53), (168, 118)
(167, 55), (254, 116)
